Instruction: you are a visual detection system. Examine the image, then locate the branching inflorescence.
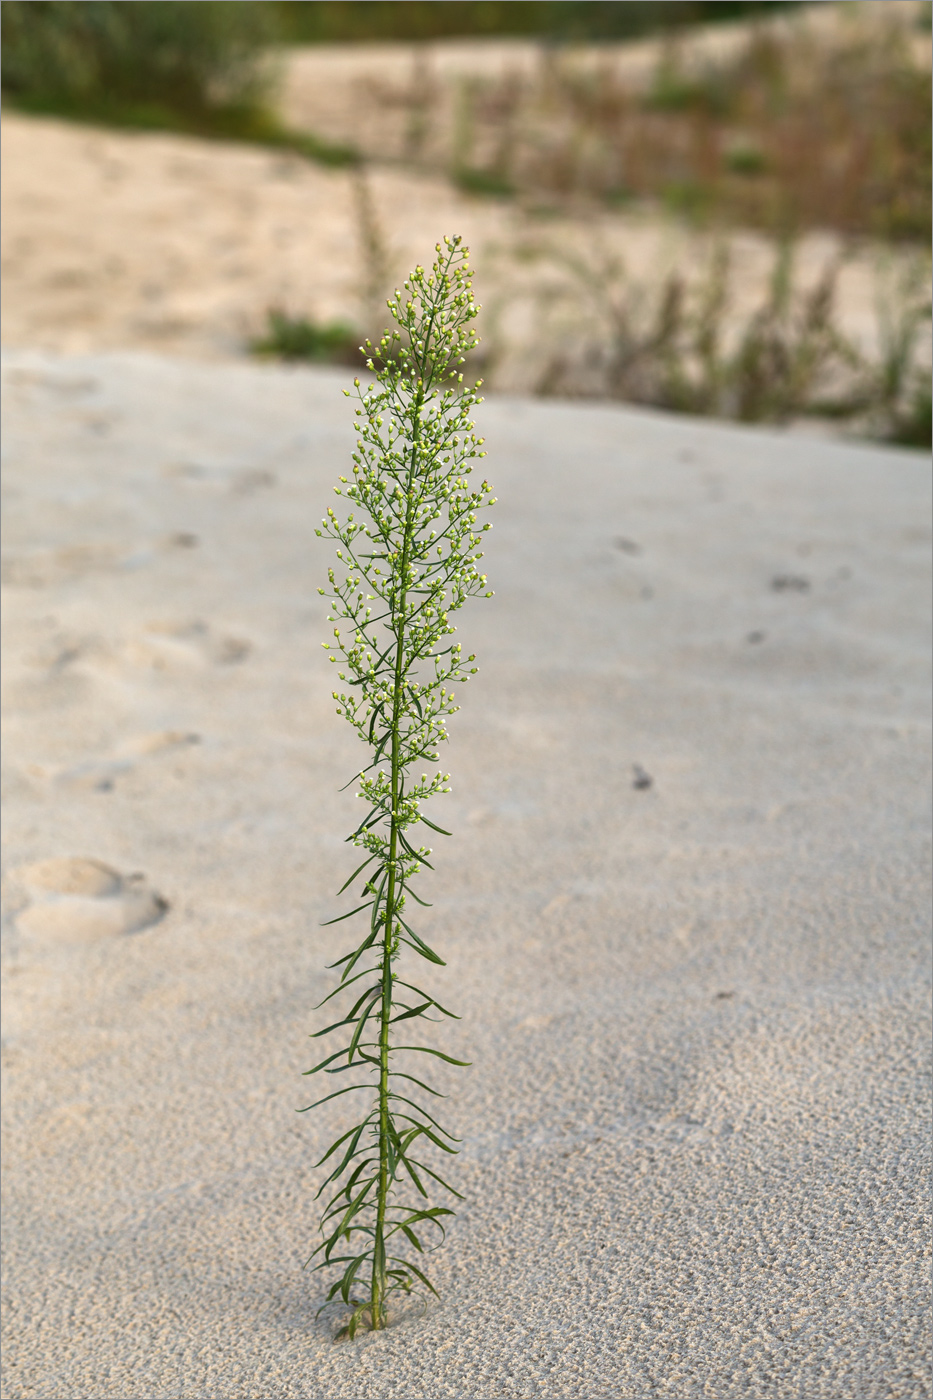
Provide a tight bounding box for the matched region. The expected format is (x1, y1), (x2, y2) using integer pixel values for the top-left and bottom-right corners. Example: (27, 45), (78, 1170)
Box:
(302, 236), (495, 1337)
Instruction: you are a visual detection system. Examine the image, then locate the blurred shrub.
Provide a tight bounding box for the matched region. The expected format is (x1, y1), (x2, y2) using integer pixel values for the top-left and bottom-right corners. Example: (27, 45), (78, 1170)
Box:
(1, 2), (272, 120)
(499, 235), (930, 444)
(525, 238), (857, 423)
(453, 167), (517, 199)
(889, 381), (932, 447)
(646, 53), (735, 118)
(252, 311), (360, 365)
(352, 11), (929, 242)
(0, 0), (359, 161)
(271, 2), (793, 45)
(724, 144), (768, 177)
(0, 0), (800, 96)
(864, 257), (933, 445)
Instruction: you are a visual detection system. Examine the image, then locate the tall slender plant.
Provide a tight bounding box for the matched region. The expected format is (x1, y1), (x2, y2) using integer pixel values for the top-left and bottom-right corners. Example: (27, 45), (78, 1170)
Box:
(302, 236), (495, 1337)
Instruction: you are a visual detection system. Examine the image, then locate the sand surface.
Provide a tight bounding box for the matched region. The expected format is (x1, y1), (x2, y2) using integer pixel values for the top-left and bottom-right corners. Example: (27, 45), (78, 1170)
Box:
(1, 347), (930, 1398)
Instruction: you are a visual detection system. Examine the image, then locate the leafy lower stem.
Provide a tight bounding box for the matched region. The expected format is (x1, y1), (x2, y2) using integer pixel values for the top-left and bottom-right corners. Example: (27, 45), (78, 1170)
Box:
(372, 381), (425, 1329)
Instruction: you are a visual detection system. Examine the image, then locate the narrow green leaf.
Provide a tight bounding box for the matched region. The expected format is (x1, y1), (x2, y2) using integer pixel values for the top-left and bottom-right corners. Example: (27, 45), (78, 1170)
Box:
(325, 1051), (379, 1073)
(396, 1147), (428, 1197)
(313, 1117), (373, 1169)
(398, 934), (446, 967)
(401, 884), (433, 907)
(367, 701), (386, 746)
(296, 1082), (371, 1109)
(395, 915), (442, 957)
(388, 1069), (444, 1096)
(394, 1114), (460, 1152)
(406, 1158), (466, 1199)
(336, 854), (379, 896)
(304, 1045), (353, 1076)
(410, 1120), (460, 1153)
(388, 1093), (459, 1137)
(347, 991), (382, 1061)
(398, 1258), (440, 1297)
(314, 965), (377, 1009)
(390, 1000), (432, 1024)
(395, 980), (460, 1018)
(310, 983), (379, 1039)
(321, 900), (373, 927)
(399, 1206), (455, 1227)
(397, 831), (435, 869)
(340, 926), (379, 980)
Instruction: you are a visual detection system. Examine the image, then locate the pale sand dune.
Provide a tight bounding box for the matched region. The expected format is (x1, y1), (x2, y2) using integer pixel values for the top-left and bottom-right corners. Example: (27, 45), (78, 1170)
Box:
(1, 348), (930, 1398)
(0, 111), (914, 384)
(278, 1), (929, 162)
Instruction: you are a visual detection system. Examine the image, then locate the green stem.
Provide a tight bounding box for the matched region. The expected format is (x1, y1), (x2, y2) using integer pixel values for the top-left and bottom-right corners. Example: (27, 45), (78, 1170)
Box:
(371, 382), (425, 1331)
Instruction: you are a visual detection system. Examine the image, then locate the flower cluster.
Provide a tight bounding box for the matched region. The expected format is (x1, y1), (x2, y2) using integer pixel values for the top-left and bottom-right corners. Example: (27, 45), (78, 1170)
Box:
(316, 237), (495, 864)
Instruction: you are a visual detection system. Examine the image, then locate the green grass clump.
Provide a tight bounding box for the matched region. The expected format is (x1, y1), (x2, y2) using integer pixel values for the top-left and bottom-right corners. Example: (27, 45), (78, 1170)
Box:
(647, 58), (734, 119)
(252, 313), (361, 365)
(453, 166), (516, 200)
(889, 381), (932, 448)
(724, 144), (768, 178)
(662, 179), (715, 223)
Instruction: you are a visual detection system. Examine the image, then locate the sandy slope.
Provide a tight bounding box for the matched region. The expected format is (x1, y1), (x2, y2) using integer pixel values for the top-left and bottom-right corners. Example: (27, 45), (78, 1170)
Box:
(1, 348), (930, 1398)
(1, 110), (910, 387)
(278, 1), (929, 165)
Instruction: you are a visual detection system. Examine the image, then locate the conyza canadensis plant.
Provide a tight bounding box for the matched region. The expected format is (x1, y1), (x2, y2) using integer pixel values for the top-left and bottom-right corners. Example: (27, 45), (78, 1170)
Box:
(302, 236), (495, 1337)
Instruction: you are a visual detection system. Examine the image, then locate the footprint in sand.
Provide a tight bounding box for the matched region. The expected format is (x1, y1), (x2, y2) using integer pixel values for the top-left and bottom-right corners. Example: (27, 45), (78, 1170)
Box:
(5, 368), (99, 397)
(1, 544), (122, 589)
(118, 730), (201, 757)
(28, 731), (200, 793)
(164, 461), (276, 495)
(61, 732), (201, 791)
(127, 620), (251, 671)
(13, 857), (168, 943)
(53, 759), (131, 793)
(18, 619), (249, 679)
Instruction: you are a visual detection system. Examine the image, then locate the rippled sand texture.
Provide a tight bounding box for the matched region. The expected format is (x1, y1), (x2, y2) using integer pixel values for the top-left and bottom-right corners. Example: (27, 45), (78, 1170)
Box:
(1, 350), (930, 1398)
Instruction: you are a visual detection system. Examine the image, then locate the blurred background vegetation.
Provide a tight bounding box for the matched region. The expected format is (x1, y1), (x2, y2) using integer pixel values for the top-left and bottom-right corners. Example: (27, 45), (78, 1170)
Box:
(3, 0), (927, 238)
(270, 2), (793, 43)
(0, 0), (356, 160)
(0, 1), (820, 142)
(1, 2), (273, 124)
(2, 0), (929, 444)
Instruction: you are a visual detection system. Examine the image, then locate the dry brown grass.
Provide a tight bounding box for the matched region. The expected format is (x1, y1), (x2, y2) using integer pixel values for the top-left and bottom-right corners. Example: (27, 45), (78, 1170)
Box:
(280, 5), (930, 241)
(473, 232), (931, 442)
